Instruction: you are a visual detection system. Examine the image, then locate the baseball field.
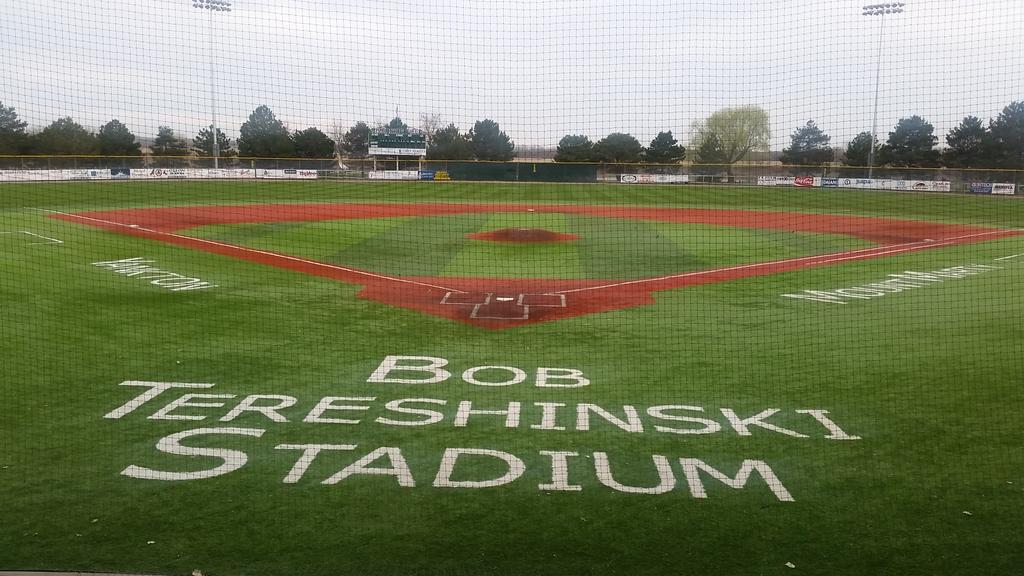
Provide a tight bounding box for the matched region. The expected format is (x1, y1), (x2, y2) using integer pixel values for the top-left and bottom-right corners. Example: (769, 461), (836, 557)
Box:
(2, 180), (1023, 575)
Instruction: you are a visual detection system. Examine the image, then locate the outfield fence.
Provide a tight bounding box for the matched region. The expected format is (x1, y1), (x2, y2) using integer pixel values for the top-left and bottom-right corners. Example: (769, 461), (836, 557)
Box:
(0, 155), (1020, 195)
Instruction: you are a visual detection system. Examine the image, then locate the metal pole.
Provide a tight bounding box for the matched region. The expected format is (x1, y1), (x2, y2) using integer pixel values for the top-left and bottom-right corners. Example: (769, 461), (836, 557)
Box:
(862, 3), (904, 179)
(867, 11), (885, 180)
(208, 6), (220, 169)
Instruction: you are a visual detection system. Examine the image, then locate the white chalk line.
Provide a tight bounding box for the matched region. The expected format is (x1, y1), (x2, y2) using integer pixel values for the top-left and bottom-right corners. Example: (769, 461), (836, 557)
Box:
(37, 209), (463, 293)
(553, 229), (1018, 295)
(0, 230), (63, 245)
(994, 253), (1023, 261)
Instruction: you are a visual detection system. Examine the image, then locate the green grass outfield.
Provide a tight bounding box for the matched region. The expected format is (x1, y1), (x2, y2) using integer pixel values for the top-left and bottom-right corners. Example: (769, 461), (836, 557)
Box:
(1, 180), (1023, 576)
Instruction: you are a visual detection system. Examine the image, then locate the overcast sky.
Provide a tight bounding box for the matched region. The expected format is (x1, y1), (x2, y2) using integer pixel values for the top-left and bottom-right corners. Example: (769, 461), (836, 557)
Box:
(1, 0), (1022, 149)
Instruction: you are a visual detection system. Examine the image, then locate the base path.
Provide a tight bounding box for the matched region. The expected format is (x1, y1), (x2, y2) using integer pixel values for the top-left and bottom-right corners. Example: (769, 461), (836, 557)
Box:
(52, 202), (1022, 329)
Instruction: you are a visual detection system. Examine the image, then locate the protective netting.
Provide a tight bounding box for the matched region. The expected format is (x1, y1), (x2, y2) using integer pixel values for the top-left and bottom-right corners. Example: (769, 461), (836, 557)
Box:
(1, 1), (1023, 575)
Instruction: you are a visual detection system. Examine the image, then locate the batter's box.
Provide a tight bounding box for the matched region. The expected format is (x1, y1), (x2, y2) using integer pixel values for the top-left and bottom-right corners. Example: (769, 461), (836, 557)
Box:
(470, 299), (529, 320)
(518, 293), (566, 307)
(440, 291), (491, 306)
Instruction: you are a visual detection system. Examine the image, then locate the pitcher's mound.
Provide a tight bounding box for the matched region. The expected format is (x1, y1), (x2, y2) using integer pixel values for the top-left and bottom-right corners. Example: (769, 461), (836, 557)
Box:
(467, 228), (578, 243)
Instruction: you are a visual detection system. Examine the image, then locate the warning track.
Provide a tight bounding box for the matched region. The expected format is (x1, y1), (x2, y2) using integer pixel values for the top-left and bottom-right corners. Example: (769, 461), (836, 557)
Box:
(51, 203), (1022, 329)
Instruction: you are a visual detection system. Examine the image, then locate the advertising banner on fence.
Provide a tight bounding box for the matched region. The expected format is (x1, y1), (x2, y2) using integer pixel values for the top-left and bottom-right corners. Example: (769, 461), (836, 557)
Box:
(839, 178), (875, 189)
(757, 176), (796, 186)
(0, 170), (54, 182)
(4, 168), (327, 181)
(256, 169), (318, 179)
(821, 178), (839, 188)
(64, 169), (112, 181)
(992, 183), (1016, 195)
(130, 168), (191, 179)
(970, 182), (994, 194)
(794, 176), (815, 187)
(368, 170), (420, 180)
(895, 180), (952, 192)
(620, 174), (689, 184)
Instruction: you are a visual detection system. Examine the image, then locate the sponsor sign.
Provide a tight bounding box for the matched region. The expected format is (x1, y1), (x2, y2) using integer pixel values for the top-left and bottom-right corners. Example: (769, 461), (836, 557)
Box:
(2, 168), (325, 182)
(419, 170), (436, 181)
(821, 178), (839, 188)
(0, 170), (54, 182)
(905, 180), (950, 192)
(620, 174), (689, 184)
(992, 183), (1016, 195)
(969, 182), (994, 194)
(130, 168), (192, 179)
(836, 178), (948, 192)
(757, 176), (796, 186)
(368, 146), (428, 156)
(64, 169), (111, 181)
(794, 176), (815, 187)
(257, 169), (317, 179)
(368, 170), (421, 180)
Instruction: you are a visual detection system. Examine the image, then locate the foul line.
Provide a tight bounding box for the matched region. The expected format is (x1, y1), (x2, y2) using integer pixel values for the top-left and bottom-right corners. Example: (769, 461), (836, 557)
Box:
(0, 230), (63, 245)
(994, 253), (1023, 261)
(553, 229), (1017, 295)
(38, 209), (463, 293)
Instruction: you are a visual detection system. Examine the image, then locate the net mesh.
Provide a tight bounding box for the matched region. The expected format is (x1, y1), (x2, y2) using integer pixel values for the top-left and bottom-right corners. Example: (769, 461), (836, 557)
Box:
(1, 1), (1023, 574)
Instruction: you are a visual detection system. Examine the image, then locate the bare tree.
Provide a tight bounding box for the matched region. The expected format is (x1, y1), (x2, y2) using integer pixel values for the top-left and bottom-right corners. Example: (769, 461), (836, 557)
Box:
(419, 113), (443, 142)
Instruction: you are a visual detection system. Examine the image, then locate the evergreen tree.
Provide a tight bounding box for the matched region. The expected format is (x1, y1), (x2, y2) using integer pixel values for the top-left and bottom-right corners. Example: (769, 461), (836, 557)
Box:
(592, 133), (643, 163)
(942, 116), (988, 168)
(880, 116), (940, 167)
(426, 124), (473, 160)
(469, 119), (515, 161)
(193, 125), (235, 157)
(780, 120), (833, 166)
(97, 119), (141, 156)
(553, 135), (594, 162)
(292, 127), (336, 158)
(386, 117), (409, 131)
(340, 121), (370, 158)
(152, 126), (191, 156)
(33, 117), (99, 155)
(0, 101), (29, 154)
(987, 101), (1024, 169)
(238, 105), (294, 158)
(843, 132), (876, 166)
(644, 131), (686, 164)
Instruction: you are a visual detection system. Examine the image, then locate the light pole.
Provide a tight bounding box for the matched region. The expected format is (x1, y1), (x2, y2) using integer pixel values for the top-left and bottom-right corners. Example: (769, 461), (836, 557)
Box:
(192, 0), (232, 169)
(862, 3), (904, 180)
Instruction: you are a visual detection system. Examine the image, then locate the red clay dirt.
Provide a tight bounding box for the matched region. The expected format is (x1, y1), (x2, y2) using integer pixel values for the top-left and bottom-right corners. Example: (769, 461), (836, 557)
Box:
(52, 202), (1021, 329)
(467, 228), (578, 243)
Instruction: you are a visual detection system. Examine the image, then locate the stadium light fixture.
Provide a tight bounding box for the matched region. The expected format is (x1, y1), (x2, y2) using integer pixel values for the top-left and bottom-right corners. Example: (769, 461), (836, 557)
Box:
(862, 3), (905, 179)
(191, 0), (233, 168)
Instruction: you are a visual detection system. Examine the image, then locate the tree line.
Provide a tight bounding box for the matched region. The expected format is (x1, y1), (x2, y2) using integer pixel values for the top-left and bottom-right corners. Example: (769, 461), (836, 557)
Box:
(0, 103), (516, 162)
(551, 101), (1024, 172)
(1, 99), (1022, 170)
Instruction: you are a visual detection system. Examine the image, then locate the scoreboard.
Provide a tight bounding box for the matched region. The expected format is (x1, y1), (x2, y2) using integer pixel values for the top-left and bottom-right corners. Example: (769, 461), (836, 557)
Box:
(369, 128), (427, 156)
